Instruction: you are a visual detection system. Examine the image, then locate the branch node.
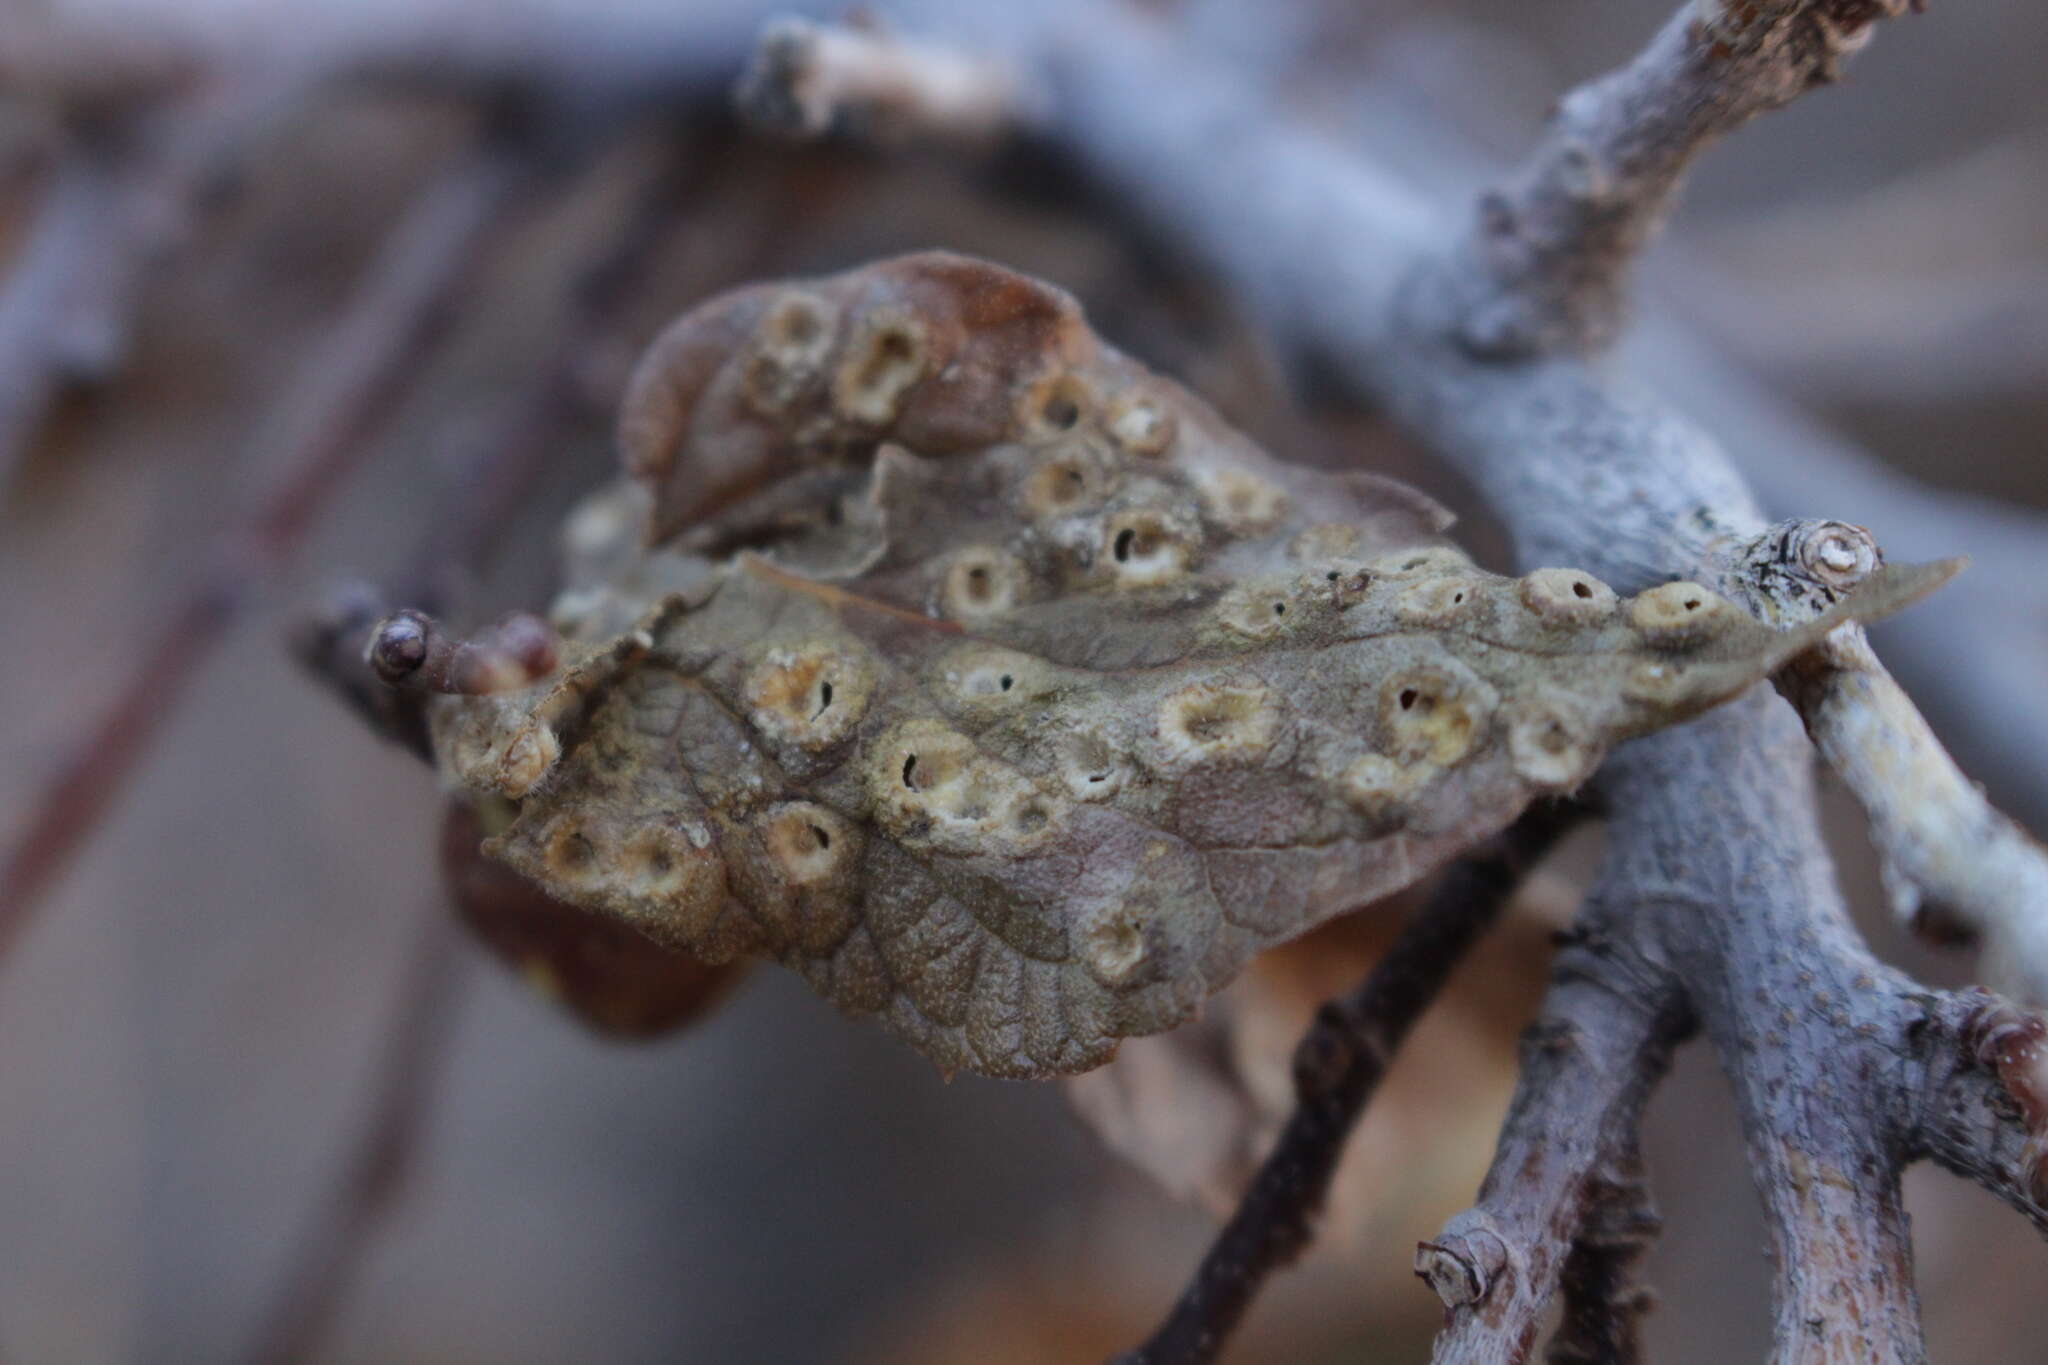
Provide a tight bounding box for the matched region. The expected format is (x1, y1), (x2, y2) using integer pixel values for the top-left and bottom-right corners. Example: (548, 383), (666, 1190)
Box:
(1959, 992), (2048, 1182)
(368, 609), (559, 696)
(1415, 1223), (1511, 1308)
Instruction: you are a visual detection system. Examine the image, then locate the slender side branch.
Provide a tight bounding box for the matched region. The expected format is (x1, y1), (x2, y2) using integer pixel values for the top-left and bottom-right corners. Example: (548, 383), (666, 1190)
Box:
(1418, 928), (1689, 1362)
(735, 15), (1028, 144)
(1633, 319), (2048, 830)
(1456, 0), (1920, 356)
(1713, 519), (2048, 1001)
(1117, 806), (1581, 1365)
(0, 136), (534, 970)
(1775, 605), (2048, 1003)
(1545, 1140), (1662, 1365)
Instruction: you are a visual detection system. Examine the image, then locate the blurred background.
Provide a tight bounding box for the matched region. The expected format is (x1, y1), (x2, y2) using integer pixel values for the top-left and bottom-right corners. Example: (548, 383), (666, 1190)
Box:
(0, 0), (2043, 1360)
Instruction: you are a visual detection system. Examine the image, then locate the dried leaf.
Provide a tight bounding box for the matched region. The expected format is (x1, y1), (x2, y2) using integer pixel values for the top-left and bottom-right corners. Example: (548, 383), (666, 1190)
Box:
(440, 798), (748, 1038)
(424, 252), (1941, 1078)
(1065, 872), (1576, 1216)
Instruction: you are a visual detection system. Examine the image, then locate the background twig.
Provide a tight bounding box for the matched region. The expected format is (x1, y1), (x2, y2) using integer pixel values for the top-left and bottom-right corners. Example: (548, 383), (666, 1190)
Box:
(233, 906), (470, 1365)
(0, 133), (534, 970)
(1120, 805), (1579, 1365)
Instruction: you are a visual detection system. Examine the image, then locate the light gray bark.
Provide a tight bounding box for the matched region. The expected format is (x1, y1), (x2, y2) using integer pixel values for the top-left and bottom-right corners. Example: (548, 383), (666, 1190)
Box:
(988, 3), (2044, 1359)
(8, 0), (2045, 1358)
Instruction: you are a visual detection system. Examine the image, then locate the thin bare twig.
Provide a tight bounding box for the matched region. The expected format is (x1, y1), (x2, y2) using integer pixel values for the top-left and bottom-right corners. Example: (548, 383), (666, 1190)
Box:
(0, 85), (289, 496)
(1750, 530), (2048, 1003)
(1416, 932), (1689, 1362)
(244, 135), (697, 1364)
(0, 135), (534, 971)
(291, 131), (699, 751)
(737, 1), (2044, 1354)
(1117, 805), (1580, 1365)
(735, 15), (1028, 144)
(1631, 317), (2048, 832)
(1449, 0), (1921, 357)
(1544, 1144), (1661, 1365)
(233, 905), (471, 1365)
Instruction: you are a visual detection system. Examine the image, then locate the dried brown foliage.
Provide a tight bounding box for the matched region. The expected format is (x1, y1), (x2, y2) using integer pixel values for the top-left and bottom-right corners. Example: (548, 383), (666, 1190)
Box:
(6, 0), (2047, 1359)
(416, 251), (1944, 1079)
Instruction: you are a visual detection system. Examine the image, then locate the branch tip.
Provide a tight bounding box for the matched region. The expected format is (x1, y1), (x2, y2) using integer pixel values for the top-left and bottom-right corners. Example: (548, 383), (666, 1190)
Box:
(368, 609), (559, 696)
(1415, 1235), (1500, 1308)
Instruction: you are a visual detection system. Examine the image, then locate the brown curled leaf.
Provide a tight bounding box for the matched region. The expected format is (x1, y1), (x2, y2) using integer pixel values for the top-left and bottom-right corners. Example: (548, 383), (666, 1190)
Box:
(620, 250), (1103, 543)
(424, 251), (1946, 1079)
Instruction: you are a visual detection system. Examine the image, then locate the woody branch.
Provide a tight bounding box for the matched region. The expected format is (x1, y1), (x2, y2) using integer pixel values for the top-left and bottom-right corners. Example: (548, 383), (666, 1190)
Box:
(727, 1), (2048, 1358)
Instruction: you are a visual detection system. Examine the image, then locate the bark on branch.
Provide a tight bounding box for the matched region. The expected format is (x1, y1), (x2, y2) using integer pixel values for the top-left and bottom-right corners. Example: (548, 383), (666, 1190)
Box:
(1450, 0), (1920, 356)
(749, 2), (2045, 1358)
(1118, 806), (1581, 1365)
(1414, 918), (1690, 1363)
(5, 0), (2042, 1357)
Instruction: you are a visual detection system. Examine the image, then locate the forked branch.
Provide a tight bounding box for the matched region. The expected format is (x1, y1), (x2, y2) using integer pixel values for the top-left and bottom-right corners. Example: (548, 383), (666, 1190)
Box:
(1119, 806), (1581, 1365)
(727, 1), (2045, 1358)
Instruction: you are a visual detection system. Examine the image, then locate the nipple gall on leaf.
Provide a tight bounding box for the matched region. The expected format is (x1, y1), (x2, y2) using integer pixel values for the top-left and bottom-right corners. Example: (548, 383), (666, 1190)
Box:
(421, 252), (1943, 1078)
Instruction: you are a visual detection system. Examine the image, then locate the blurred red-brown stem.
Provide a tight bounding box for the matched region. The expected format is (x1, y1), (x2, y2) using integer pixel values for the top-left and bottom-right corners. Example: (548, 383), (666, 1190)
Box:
(0, 137), (532, 971)
(233, 905), (471, 1365)
(238, 132), (700, 1364)
(1115, 804), (1580, 1365)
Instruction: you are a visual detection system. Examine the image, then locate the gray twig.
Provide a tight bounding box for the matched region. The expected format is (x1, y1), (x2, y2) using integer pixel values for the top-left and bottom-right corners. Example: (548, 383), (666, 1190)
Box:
(732, 1), (2046, 1357)
(1117, 805), (1580, 1365)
